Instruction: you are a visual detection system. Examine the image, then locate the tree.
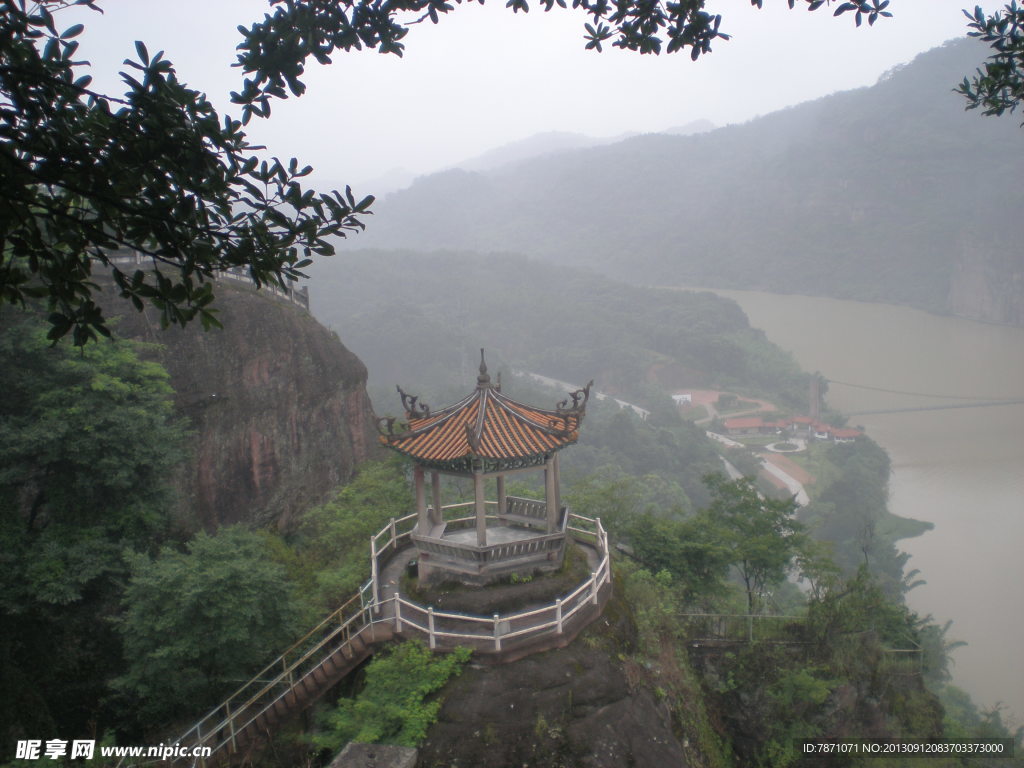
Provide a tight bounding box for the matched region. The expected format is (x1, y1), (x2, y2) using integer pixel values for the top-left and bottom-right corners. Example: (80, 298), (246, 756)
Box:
(703, 474), (805, 614)
(0, 313), (186, 747)
(958, 3), (1024, 119)
(294, 458), (413, 608)
(3, 0), (885, 345)
(116, 526), (303, 723)
(1, 0), (374, 346)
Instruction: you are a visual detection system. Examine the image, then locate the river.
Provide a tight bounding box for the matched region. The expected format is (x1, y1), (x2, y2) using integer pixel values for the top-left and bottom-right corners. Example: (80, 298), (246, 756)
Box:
(688, 288), (1024, 725)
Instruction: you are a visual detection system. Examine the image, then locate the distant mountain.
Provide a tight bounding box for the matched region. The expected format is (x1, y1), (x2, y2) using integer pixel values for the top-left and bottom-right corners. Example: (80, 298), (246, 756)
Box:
(662, 119), (716, 136)
(352, 166), (419, 198)
(360, 40), (1024, 325)
(457, 131), (618, 172)
(371, 123), (714, 192)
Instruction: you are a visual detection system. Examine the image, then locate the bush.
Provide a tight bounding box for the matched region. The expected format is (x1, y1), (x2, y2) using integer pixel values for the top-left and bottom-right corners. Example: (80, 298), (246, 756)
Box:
(116, 527), (302, 723)
(314, 641), (471, 750)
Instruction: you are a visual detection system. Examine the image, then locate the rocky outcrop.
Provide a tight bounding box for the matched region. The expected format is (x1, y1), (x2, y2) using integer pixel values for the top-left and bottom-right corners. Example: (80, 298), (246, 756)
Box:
(948, 235), (1024, 326)
(417, 642), (693, 768)
(103, 281), (381, 530)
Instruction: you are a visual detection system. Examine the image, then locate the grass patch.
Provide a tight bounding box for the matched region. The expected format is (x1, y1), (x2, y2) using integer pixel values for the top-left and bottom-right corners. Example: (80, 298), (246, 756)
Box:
(771, 442), (800, 452)
(731, 435), (781, 448)
(679, 404), (709, 422)
(784, 442), (841, 494)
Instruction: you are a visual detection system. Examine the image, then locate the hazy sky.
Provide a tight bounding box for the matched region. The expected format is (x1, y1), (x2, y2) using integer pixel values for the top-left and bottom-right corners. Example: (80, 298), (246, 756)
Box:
(71, 1), (972, 188)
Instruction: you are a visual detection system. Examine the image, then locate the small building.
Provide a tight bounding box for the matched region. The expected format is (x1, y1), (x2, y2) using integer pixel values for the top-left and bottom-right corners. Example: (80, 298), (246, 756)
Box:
(378, 351), (591, 586)
(831, 428), (862, 443)
(722, 416), (785, 436)
(788, 416), (814, 435)
(672, 393), (693, 405)
(722, 416), (763, 435)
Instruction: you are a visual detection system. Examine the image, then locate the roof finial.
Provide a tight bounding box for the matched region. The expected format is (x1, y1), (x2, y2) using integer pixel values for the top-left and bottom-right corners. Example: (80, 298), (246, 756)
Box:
(477, 348), (491, 387)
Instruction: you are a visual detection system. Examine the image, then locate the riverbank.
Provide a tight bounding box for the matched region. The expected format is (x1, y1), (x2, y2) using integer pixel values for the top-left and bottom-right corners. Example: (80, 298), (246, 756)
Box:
(692, 286), (1024, 726)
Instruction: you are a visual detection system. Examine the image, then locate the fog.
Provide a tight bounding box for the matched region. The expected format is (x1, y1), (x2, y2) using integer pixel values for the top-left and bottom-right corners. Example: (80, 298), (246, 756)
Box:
(72, 1), (968, 185)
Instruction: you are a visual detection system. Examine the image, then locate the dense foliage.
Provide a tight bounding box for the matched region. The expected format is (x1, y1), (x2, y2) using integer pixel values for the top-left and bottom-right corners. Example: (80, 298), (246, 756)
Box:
(310, 249), (809, 411)
(116, 527), (303, 724)
(958, 2), (1024, 119)
(314, 642), (470, 751)
(617, 561), (1022, 768)
(0, 313), (186, 748)
(795, 438), (927, 597)
(291, 458), (414, 607)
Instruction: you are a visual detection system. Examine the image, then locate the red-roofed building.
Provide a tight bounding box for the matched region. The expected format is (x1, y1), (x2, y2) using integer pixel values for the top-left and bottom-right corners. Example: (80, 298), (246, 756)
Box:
(723, 416), (787, 436)
(831, 428), (862, 443)
(812, 421), (832, 440)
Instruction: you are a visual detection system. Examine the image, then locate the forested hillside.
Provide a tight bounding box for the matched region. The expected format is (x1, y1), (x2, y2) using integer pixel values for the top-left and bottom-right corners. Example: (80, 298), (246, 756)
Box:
(310, 249), (807, 410)
(361, 39), (1024, 325)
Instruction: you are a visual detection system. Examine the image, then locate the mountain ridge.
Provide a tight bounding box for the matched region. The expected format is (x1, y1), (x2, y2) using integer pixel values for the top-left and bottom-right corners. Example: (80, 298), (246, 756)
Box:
(359, 39), (1024, 325)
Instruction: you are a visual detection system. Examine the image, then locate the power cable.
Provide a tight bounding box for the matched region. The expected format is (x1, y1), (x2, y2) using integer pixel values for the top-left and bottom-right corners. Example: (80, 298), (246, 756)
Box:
(825, 378), (1024, 402)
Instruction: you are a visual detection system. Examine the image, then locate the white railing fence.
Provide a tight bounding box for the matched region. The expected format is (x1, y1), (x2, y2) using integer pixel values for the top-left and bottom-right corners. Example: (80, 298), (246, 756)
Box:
(148, 512), (610, 766)
(105, 250), (311, 312)
(678, 613), (924, 672)
(389, 513), (610, 653)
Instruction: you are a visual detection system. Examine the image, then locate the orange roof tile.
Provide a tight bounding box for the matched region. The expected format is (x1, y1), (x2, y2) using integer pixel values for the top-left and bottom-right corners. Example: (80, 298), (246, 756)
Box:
(378, 352), (590, 472)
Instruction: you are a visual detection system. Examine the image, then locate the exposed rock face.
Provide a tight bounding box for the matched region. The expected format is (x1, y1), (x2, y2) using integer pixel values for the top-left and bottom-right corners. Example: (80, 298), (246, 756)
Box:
(948, 236), (1024, 326)
(104, 281), (381, 530)
(417, 642), (692, 768)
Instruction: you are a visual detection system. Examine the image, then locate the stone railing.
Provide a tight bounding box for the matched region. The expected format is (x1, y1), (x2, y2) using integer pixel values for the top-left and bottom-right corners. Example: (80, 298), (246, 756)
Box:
(503, 495), (549, 526)
(104, 249), (311, 312)
(370, 500), (572, 597)
(413, 529), (566, 566)
(384, 512), (610, 654)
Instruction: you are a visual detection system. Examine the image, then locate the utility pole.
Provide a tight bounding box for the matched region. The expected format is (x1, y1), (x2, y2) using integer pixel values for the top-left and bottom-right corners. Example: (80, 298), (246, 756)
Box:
(810, 373), (822, 421)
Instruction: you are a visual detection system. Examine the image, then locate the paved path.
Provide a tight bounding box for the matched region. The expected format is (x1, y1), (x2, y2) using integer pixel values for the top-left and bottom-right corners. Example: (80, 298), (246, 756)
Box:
(514, 370), (650, 420)
(707, 431), (810, 506)
(758, 459), (811, 506)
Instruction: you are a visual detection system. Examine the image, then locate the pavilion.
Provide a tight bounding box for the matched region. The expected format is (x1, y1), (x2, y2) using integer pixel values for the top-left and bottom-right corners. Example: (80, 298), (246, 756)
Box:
(378, 351), (591, 585)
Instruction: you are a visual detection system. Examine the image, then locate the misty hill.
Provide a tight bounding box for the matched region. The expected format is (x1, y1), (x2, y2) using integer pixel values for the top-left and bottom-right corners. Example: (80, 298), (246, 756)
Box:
(308, 249), (808, 415)
(361, 39), (1024, 325)
(457, 130), (617, 172)
(454, 121), (714, 173)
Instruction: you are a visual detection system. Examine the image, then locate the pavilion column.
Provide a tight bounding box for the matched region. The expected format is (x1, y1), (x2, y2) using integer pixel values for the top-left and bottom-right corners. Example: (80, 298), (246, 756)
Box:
(431, 471), (443, 526)
(496, 474), (507, 518)
(414, 465), (428, 534)
(553, 453), (561, 518)
(545, 456), (557, 533)
(474, 470), (487, 546)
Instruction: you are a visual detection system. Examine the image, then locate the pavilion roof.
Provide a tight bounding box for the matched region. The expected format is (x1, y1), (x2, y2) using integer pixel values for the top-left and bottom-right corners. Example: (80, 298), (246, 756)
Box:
(378, 352), (591, 473)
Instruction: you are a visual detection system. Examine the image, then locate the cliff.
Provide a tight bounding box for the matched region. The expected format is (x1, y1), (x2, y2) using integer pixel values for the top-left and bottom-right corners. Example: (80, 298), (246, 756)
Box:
(413, 581), (943, 768)
(102, 280), (381, 530)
